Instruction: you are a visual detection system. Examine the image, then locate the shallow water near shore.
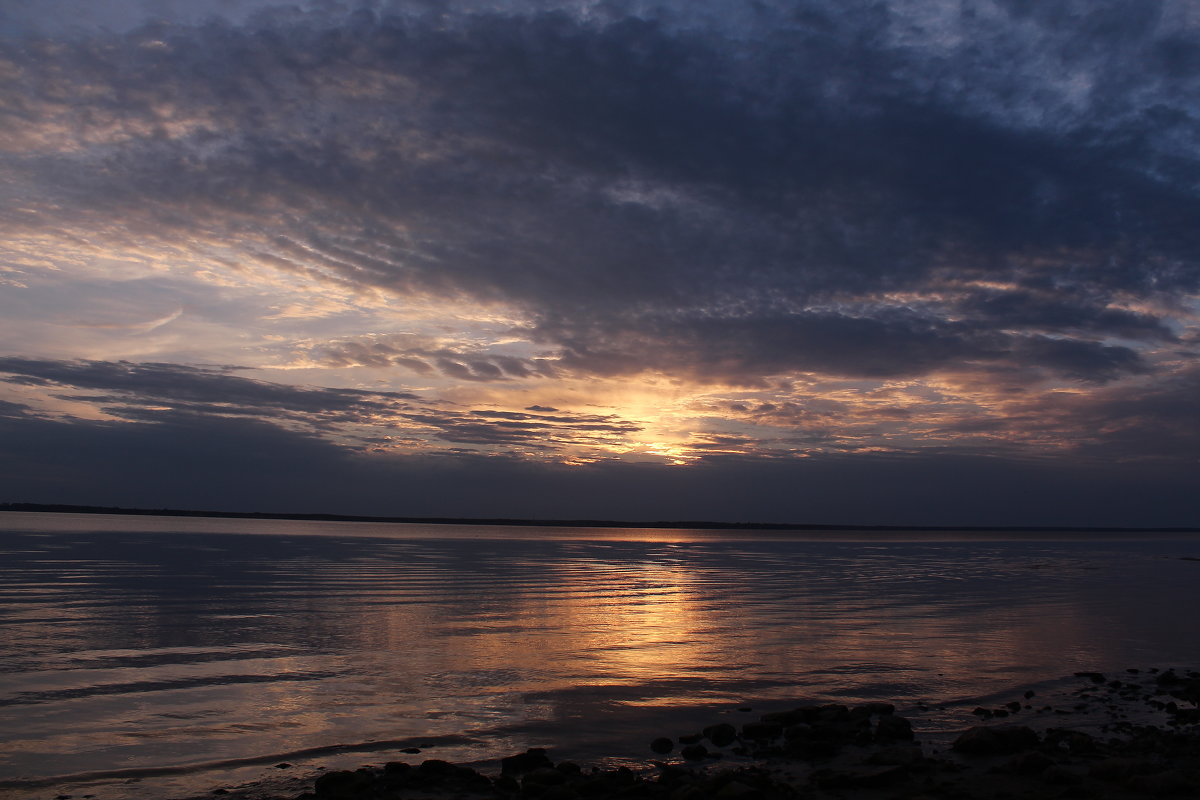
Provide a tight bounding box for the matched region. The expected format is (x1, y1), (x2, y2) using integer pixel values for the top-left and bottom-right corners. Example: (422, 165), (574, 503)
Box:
(2, 512), (1199, 800)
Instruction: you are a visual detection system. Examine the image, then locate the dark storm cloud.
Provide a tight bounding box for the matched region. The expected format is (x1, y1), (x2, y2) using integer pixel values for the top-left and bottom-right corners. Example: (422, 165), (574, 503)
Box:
(4, 1), (1197, 384)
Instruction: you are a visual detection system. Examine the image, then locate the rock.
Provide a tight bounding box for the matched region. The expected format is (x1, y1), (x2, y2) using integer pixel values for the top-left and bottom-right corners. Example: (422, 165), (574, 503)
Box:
(678, 733), (704, 744)
(817, 765), (907, 790)
(656, 765), (692, 787)
(783, 722), (813, 740)
(853, 702), (896, 716)
(1169, 677), (1200, 704)
(1074, 671), (1106, 683)
(383, 761), (411, 775)
(703, 723), (738, 747)
(650, 737), (674, 754)
(313, 770), (369, 798)
(740, 722), (783, 740)
(1131, 769), (1200, 795)
(680, 743), (710, 760)
(1004, 701), (1022, 712)
(538, 786), (579, 800)
(502, 748), (554, 775)
(714, 780), (759, 799)
(951, 725), (1040, 755)
(523, 767), (568, 787)
(760, 708), (812, 726)
(813, 704), (851, 723)
(1089, 757), (1154, 782)
(1045, 728), (1098, 754)
(670, 785), (707, 800)
(1003, 751), (1055, 775)
(875, 714), (914, 742)
(786, 736), (841, 759)
(1156, 669), (1181, 686)
(418, 759), (455, 775)
(971, 707), (994, 719)
(1041, 765), (1084, 786)
(865, 745), (924, 766)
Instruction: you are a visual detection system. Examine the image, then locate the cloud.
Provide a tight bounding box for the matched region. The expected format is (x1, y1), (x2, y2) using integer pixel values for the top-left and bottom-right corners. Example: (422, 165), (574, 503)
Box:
(0, 407), (1195, 527)
(1, 1), (1198, 522)
(0, 356), (417, 412)
(0, 357), (644, 459)
(2, 2), (1194, 393)
(540, 312), (1152, 385)
(306, 336), (562, 382)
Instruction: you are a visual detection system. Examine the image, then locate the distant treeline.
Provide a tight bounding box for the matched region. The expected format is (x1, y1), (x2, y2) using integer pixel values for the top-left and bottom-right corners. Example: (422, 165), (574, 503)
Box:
(1, 502), (1197, 533)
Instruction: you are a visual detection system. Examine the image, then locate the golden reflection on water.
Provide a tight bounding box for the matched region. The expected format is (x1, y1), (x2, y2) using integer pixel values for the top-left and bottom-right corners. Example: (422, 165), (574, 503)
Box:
(3, 519), (1200, 800)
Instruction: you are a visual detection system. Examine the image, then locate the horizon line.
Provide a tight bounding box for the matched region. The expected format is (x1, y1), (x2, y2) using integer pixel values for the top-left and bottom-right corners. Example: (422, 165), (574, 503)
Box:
(2, 502), (1198, 534)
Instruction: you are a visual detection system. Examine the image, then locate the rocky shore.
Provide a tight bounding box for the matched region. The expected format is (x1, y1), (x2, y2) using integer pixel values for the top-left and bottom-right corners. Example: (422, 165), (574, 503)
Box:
(278, 669), (1200, 800)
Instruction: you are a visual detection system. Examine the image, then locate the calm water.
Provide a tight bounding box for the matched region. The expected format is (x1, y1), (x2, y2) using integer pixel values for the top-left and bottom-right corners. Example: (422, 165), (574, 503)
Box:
(2, 512), (1199, 799)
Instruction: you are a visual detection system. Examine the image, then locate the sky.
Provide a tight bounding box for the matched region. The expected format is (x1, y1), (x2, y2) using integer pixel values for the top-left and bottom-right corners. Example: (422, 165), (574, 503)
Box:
(1, 0), (1198, 527)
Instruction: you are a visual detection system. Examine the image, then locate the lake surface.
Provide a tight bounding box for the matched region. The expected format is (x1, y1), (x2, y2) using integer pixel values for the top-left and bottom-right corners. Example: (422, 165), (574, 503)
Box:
(2, 512), (1199, 799)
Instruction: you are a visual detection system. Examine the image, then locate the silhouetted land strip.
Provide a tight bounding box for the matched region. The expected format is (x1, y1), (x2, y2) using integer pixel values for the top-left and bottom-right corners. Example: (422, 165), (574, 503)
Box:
(2, 502), (1197, 532)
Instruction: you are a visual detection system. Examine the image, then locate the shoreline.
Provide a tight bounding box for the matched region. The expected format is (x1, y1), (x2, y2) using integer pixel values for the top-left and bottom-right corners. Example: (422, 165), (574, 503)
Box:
(163, 668), (1200, 800)
(7, 668), (1198, 800)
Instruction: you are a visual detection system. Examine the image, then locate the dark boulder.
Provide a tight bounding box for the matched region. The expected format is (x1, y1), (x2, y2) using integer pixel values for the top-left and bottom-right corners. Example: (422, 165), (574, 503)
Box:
(417, 759), (455, 775)
(313, 770), (370, 798)
(951, 725), (1040, 756)
(650, 737), (674, 754)
(502, 748), (554, 775)
(760, 708), (814, 726)
(703, 723), (737, 747)
(537, 787), (579, 800)
(1004, 751), (1055, 775)
(522, 767), (567, 788)
(740, 722), (783, 740)
(1044, 728), (1098, 754)
(783, 723), (813, 741)
(874, 714), (914, 742)
(865, 745), (924, 766)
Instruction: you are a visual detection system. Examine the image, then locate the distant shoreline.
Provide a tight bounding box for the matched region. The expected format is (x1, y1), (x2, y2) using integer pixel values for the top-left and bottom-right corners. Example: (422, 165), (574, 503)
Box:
(2, 502), (1197, 533)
